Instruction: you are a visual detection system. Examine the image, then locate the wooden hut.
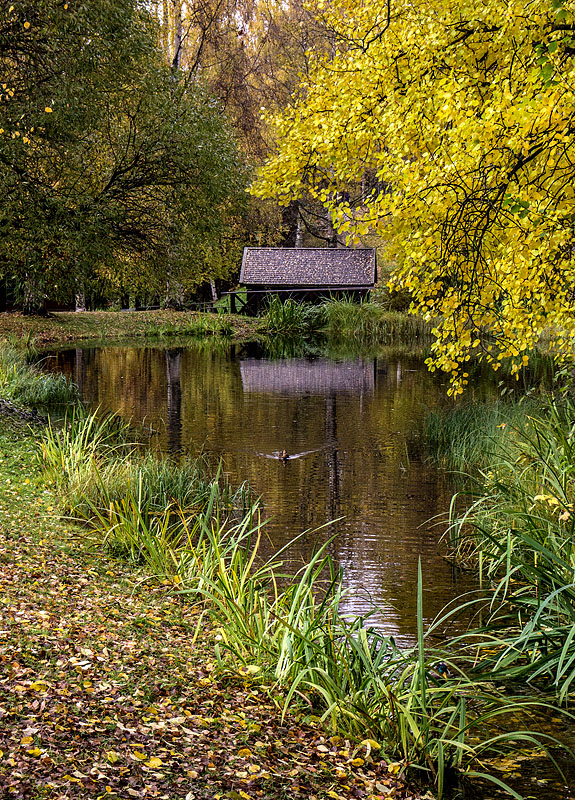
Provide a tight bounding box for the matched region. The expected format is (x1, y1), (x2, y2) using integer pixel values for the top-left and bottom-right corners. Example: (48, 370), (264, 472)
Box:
(232, 247), (376, 315)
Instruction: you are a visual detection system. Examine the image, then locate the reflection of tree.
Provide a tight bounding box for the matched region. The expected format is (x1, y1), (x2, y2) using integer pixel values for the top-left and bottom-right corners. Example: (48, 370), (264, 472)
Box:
(165, 349), (183, 453)
(74, 348), (85, 396)
(325, 395), (340, 521)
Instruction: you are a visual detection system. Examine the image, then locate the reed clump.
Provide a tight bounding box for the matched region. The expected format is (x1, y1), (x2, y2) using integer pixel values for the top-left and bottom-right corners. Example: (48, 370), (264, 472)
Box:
(322, 298), (432, 343)
(0, 343), (78, 406)
(40, 409), (252, 525)
(436, 396), (575, 704)
(424, 399), (542, 474)
(260, 296), (326, 336)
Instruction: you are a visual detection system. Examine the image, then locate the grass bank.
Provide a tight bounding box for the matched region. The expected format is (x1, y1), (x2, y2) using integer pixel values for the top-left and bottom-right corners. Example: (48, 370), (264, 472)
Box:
(0, 414), (422, 800)
(0, 309), (259, 347)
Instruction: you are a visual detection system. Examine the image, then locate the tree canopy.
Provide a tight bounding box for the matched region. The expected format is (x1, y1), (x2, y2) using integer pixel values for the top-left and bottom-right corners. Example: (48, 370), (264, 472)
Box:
(0, 0), (246, 311)
(253, 0), (575, 392)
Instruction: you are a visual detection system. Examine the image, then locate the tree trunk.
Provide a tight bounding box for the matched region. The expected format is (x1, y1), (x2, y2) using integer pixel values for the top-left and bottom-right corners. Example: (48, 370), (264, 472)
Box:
(164, 274), (185, 309)
(22, 273), (47, 315)
(210, 280), (218, 303)
(75, 286), (86, 312)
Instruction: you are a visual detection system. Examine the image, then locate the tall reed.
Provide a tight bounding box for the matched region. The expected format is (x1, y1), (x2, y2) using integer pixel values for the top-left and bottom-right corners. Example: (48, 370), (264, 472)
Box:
(0, 344), (78, 406)
(444, 397), (575, 699)
(260, 296), (325, 336)
(322, 298), (432, 343)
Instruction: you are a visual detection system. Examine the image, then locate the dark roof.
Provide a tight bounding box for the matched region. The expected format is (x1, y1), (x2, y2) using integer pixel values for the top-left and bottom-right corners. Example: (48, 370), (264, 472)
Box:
(240, 358), (374, 396)
(240, 247), (376, 287)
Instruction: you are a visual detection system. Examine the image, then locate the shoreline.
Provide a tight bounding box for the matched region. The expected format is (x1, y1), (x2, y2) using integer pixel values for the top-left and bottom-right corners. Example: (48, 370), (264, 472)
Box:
(0, 310), (260, 347)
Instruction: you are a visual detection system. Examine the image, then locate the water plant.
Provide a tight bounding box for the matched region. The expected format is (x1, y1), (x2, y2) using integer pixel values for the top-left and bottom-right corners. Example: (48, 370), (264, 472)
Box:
(0, 343), (78, 406)
(40, 409), (252, 523)
(442, 396), (575, 701)
(260, 296), (325, 336)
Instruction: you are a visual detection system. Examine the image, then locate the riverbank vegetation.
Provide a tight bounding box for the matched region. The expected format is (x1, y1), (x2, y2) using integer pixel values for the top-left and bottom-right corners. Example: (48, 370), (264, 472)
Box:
(426, 395), (575, 703)
(257, 298), (432, 344)
(0, 345), (563, 799)
(0, 311), (259, 347)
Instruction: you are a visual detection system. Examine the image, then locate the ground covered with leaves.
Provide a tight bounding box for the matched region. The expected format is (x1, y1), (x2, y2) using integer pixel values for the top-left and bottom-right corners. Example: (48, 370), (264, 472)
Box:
(0, 418), (423, 800)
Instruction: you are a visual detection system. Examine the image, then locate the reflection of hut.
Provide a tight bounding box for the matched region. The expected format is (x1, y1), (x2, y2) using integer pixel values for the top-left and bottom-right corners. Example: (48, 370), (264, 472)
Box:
(234, 247), (376, 315)
(240, 358), (375, 396)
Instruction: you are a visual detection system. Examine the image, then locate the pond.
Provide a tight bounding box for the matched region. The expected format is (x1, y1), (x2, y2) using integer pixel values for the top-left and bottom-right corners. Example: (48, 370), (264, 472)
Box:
(43, 339), (493, 646)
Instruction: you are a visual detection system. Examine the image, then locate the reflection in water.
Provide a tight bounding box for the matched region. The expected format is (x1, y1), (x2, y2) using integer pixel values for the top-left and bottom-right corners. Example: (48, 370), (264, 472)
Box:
(46, 342), (483, 646)
(165, 349), (182, 453)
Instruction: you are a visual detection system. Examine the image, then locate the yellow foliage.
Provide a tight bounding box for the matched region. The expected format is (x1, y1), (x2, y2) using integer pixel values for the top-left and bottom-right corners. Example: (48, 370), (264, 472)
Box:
(253, 0), (575, 392)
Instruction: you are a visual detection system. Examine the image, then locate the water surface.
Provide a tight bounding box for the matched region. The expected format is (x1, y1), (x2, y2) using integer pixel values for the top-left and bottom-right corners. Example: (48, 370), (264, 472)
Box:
(47, 341), (485, 644)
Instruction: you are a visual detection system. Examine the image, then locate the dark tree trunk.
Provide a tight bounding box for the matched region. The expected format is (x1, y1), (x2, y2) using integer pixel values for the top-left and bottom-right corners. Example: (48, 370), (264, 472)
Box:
(22, 274), (47, 315)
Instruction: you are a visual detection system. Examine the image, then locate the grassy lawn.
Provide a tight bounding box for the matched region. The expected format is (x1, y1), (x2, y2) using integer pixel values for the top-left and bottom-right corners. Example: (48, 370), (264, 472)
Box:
(0, 415), (420, 800)
(0, 310), (259, 347)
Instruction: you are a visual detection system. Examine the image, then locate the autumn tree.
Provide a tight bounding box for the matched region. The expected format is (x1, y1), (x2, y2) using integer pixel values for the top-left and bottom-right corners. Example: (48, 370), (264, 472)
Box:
(152, 0), (339, 249)
(0, 0), (245, 311)
(253, 0), (575, 392)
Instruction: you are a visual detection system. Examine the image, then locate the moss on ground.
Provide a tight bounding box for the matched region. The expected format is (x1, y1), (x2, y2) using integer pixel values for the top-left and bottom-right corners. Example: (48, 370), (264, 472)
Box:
(0, 416), (420, 800)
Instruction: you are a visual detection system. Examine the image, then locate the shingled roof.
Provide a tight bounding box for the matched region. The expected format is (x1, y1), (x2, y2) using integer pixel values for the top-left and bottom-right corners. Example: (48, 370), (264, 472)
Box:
(240, 247), (376, 287)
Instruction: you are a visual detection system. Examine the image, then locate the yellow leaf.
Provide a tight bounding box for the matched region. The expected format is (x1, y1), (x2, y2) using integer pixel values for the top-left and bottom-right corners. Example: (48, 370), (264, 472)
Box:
(237, 664), (260, 676)
(29, 681), (49, 691)
(20, 736), (34, 745)
(237, 748), (252, 758)
(360, 738), (381, 750)
(145, 756), (163, 768)
(107, 751), (120, 764)
(27, 747), (42, 757)
(44, 107), (53, 113)
(23, 21), (30, 29)
(132, 751), (147, 761)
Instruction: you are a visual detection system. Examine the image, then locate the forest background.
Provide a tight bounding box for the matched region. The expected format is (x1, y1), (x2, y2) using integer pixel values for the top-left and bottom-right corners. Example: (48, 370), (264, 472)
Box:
(0, 0), (335, 315)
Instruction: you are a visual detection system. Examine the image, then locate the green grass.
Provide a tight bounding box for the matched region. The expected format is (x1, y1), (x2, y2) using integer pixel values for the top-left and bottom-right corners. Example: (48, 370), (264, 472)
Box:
(0, 309), (258, 348)
(322, 298), (432, 344)
(40, 408), (253, 526)
(433, 396), (575, 703)
(0, 343), (78, 406)
(424, 399), (544, 474)
(259, 296), (326, 336)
